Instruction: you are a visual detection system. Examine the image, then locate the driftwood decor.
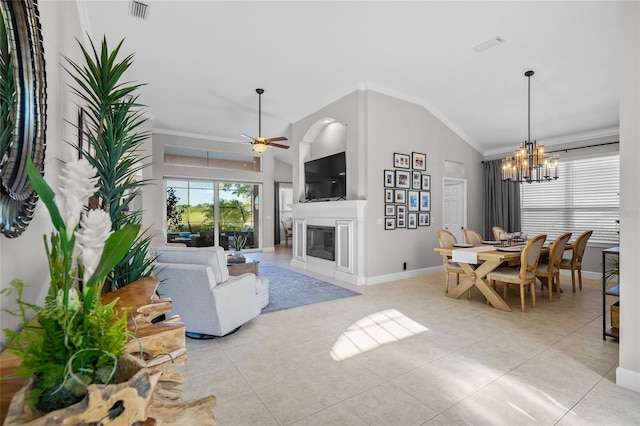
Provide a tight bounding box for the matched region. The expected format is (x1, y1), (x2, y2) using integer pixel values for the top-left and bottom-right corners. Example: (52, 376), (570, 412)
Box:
(3, 354), (159, 425)
(2, 276), (216, 426)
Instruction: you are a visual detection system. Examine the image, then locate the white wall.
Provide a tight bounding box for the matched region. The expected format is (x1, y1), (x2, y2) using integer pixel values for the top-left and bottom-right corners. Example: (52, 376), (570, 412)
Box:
(0, 1), (82, 341)
(617, 0), (640, 393)
(149, 132), (277, 249)
(274, 158), (292, 183)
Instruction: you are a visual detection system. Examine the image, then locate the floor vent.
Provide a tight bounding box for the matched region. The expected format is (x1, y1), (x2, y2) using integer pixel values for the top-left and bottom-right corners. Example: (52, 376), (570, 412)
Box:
(129, 1), (149, 20)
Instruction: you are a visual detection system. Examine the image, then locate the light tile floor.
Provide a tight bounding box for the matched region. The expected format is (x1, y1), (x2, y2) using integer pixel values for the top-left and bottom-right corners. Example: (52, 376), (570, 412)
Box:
(178, 247), (640, 425)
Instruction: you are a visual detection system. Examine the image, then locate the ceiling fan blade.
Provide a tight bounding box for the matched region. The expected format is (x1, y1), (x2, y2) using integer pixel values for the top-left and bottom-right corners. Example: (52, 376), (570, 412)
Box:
(239, 133), (256, 141)
(267, 141), (290, 149)
(268, 136), (288, 142)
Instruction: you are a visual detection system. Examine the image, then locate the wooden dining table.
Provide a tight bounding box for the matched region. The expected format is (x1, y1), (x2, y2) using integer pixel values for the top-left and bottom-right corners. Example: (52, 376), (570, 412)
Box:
(434, 244), (530, 312)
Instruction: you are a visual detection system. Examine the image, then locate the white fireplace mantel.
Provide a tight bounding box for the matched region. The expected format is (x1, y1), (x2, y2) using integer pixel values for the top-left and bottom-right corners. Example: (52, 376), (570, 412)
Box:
(290, 200), (367, 285)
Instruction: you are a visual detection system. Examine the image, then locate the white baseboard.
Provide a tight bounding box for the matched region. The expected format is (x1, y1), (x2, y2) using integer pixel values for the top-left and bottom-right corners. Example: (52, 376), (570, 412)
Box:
(616, 366), (640, 393)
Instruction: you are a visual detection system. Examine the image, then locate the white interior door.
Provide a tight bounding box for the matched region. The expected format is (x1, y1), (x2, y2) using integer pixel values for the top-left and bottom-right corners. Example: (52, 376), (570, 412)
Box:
(443, 179), (466, 243)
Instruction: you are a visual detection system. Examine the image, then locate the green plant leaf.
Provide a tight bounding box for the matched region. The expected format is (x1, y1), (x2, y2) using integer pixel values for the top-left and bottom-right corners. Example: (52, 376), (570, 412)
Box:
(26, 159), (65, 233)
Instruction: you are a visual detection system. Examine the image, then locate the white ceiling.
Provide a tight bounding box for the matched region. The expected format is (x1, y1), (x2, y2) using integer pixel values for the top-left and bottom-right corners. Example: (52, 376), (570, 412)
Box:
(79, 1), (620, 161)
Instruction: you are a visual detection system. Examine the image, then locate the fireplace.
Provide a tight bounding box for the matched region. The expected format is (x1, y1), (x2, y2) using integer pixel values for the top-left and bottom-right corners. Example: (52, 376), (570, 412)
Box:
(306, 226), (335, 261)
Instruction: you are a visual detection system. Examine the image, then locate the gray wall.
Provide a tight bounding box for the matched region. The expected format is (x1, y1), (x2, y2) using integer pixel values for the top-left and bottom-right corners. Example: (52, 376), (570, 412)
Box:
(291, 89), (483, 280)
(0, 1), (83, 341)
(150, 132), (277, 249)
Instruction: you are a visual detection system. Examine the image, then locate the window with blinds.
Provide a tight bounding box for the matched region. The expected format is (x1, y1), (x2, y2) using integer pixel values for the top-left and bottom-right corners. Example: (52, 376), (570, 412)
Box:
(520, 154), (620, 245)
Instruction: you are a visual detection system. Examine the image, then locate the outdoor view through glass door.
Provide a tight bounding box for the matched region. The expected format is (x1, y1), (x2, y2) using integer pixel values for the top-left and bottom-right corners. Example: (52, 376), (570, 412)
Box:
(166, 179), (260, 250)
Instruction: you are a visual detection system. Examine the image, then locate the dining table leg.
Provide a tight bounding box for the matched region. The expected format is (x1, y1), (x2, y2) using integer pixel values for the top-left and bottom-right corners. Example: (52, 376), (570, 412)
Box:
(446, 260), (512, 312)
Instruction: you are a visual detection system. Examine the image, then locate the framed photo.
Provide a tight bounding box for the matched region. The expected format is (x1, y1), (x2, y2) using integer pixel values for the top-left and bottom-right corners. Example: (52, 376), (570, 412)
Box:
(418, 212), (430, 226)
(394, 189), (406, 204)
(407, 190), (419, 211)
(385, 217), (396, 230)
(421, 174), (431, 191)
(395, 170), (411, 188)
(419, 191), (431, 211)
(412, 171), (421, 189)
(385, 189), (394, 203)
(394, 153), (411, 169)
(408, 213), (417, 229)
(396, 205), (406, 228)
(384, 169), (395, 187)
(385, 204), (395, 216)
(412, 152), (426, 171)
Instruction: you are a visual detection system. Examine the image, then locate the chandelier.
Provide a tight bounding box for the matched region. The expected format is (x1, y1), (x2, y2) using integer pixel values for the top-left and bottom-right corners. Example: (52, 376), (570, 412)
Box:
(502, 70), (559, 183)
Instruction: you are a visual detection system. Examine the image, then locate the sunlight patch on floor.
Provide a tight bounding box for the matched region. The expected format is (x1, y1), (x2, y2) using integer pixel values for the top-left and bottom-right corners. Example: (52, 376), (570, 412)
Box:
(330, 309), (428, 361)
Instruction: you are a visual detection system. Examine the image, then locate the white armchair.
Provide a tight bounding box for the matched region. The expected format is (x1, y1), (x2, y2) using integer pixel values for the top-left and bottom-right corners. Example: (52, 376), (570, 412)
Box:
(153, 246), (269, 338)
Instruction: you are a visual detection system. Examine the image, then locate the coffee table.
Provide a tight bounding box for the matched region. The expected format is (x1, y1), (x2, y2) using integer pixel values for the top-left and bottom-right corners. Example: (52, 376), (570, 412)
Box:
(227, 258), (260, 276)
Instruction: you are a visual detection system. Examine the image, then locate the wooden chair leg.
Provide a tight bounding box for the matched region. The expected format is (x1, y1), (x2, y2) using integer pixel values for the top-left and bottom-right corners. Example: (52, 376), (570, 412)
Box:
(578, 269), (583, 291)
(520, 285), (526, 312)
(571, 270), (577, 293)
(531, 282), (536, 308)
(556, 275), (562, 298)
(445, 272), (449, 294)
(548, 277), (553, 302)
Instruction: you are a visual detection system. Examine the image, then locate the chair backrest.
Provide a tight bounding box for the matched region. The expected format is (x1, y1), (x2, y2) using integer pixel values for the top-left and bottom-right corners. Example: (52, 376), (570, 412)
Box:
(155, 246), (230, 284)
(547, 232), (572, 271)
(571, 230), (593, 264)
(464, 228), (483, 245)
(520, 234), (547, 278)
(492, 226), (506, 241)
(281, 220), (292, 238)
(438, 229), (457, 247)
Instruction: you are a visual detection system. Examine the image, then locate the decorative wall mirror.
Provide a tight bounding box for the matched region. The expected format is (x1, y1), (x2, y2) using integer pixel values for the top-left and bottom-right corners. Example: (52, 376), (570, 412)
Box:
(0, 0), (47, 238)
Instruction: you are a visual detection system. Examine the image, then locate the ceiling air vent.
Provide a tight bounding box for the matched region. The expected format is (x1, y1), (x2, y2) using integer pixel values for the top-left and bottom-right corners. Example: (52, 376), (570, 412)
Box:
(129, 1), (149, 20)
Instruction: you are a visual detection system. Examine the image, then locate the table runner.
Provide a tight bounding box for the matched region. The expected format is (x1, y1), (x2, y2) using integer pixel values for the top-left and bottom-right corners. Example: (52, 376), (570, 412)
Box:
(452, 245), (496, 264)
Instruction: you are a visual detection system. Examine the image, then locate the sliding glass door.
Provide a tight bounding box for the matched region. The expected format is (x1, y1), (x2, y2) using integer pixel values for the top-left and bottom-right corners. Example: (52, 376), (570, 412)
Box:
(166, 179), (261, 250)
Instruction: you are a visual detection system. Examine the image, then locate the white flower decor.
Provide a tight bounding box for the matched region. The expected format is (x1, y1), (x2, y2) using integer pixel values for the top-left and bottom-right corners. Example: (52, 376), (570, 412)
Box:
(75, 209), (112, 282)
(55, 158), (99, 236)
(1, 159), (141, 414)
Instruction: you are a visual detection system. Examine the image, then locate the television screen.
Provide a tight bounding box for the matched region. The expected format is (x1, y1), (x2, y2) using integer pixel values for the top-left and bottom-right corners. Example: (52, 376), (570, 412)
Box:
(304, 152), (346, 201)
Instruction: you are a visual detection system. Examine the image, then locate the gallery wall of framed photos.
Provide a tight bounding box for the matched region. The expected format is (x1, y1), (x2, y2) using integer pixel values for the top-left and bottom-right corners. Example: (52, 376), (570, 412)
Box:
(384, 152), (430, 230)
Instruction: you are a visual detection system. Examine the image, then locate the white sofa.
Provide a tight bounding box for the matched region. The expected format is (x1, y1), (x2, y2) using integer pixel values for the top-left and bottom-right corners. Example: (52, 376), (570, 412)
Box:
(153, 246), (269, 337)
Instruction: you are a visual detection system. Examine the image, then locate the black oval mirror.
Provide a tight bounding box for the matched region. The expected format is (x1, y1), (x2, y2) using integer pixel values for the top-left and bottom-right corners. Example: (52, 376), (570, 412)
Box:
(0, 0), (47, 238)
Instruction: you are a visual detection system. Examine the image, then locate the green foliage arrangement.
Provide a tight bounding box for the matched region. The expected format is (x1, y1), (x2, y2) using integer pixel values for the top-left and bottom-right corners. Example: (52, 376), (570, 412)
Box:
(63, 36), (152, 289)
(2, 159), (139, 414)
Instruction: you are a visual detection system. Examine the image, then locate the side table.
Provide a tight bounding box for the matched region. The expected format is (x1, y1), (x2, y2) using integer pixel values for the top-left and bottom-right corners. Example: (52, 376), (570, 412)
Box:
(227, 258), (260, 276)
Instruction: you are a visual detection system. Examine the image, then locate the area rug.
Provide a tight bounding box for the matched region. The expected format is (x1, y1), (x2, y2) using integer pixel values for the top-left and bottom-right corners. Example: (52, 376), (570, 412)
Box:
(259, 263), (359, 313)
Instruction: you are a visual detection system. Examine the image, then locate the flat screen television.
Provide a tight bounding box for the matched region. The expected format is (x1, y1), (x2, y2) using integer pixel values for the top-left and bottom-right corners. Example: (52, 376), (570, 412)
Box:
(304, 152), (346, 201)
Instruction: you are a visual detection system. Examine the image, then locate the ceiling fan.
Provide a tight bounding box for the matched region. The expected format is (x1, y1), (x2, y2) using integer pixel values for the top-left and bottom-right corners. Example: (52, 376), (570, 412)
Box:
(240, 88), (289, 153)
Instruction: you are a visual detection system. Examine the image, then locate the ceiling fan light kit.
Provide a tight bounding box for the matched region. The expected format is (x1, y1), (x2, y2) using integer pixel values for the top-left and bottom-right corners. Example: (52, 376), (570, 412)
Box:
(241, 88), (289, 153)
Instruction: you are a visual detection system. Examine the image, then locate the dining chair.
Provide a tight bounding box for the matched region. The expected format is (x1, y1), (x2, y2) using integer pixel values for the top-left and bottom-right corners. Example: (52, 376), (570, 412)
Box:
(463, 228), (483, 246)
(281, 220), (293, 246)
(559, 230), (593, 292)
(492, 226), (506, 241)
(437, 229), (466, 296)
(535, 232), (572, 301)
(487, 234), (547, 312)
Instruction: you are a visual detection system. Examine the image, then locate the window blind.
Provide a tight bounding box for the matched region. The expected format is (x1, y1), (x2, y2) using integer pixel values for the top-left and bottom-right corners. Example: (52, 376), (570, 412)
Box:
(520, 154), (619, 245)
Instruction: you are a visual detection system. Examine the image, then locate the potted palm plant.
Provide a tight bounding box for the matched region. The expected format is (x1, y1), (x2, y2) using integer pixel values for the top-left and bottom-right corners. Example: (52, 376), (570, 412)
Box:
(64, 36), (153, 290)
